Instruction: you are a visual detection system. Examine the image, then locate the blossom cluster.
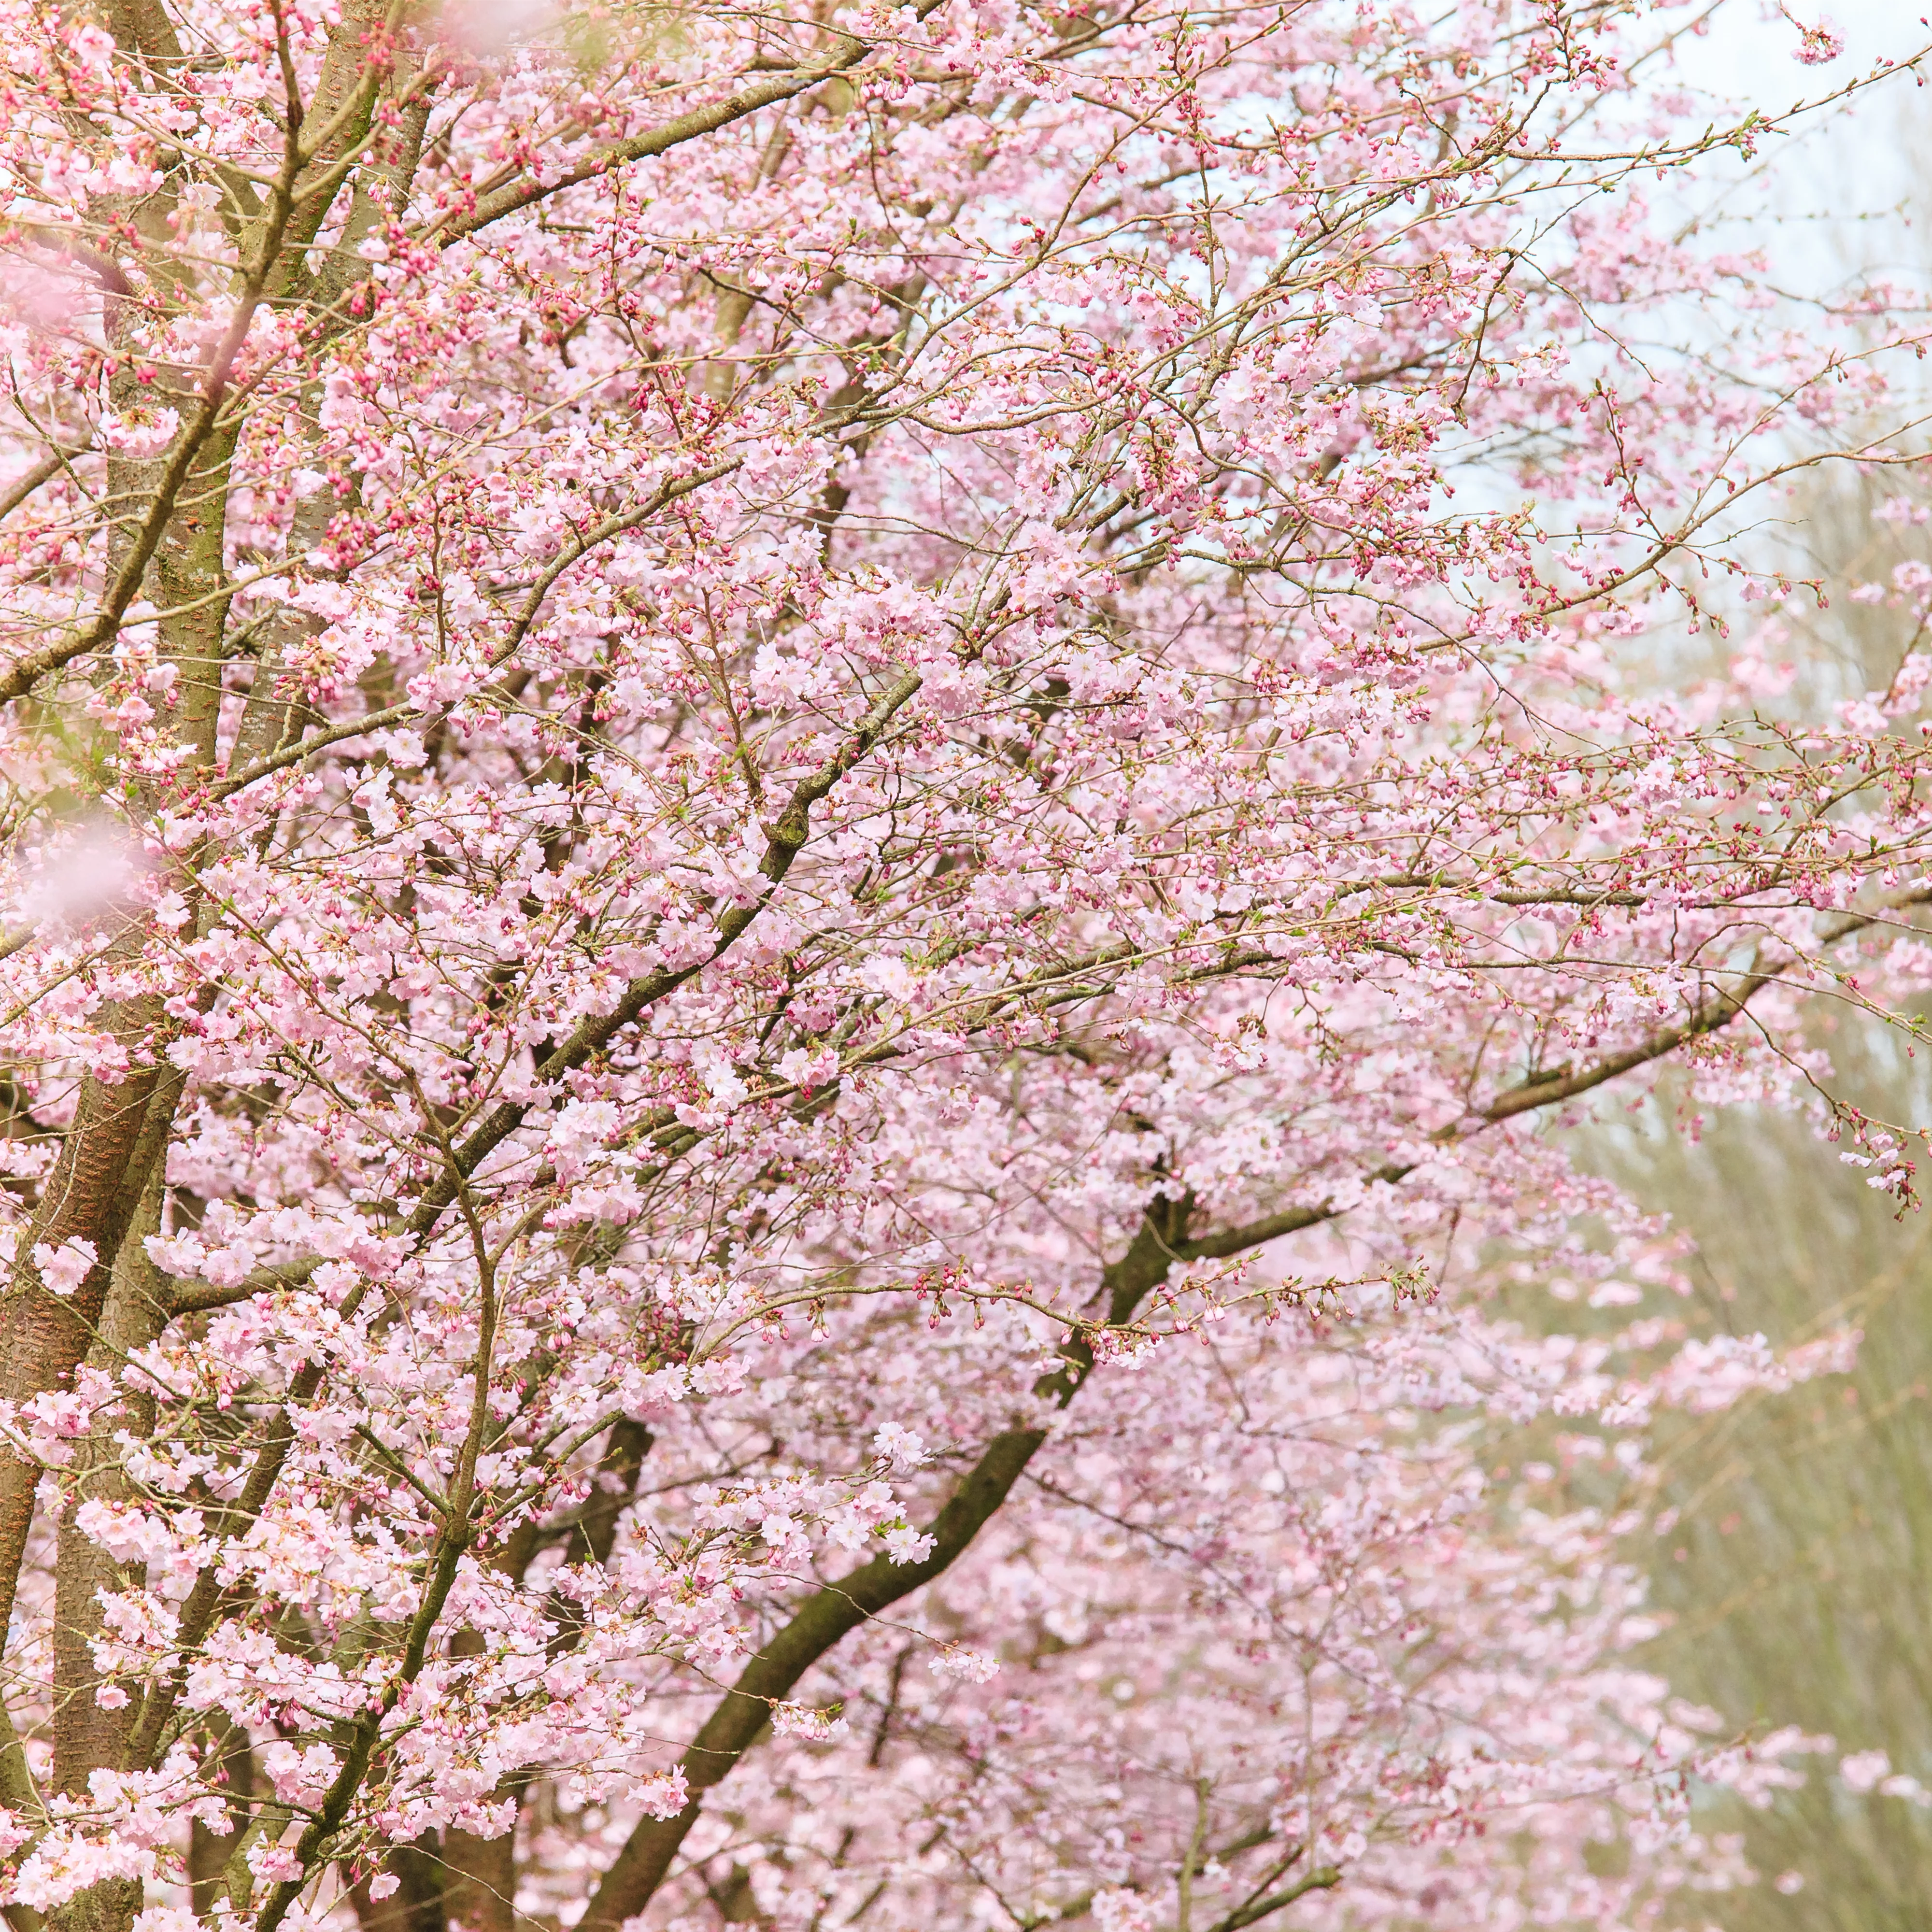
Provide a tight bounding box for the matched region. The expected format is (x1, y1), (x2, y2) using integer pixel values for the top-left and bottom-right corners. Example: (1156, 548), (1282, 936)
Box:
(0, 0), (1921, 1929)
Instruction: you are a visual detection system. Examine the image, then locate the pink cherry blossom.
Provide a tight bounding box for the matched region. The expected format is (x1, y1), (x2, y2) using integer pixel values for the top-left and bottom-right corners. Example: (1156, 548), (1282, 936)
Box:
(0, 2), (1920, 1931)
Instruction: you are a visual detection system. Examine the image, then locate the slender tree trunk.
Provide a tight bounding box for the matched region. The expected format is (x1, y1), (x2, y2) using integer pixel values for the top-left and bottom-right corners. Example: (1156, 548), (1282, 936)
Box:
(47, 1174), (171, 1932)
(190, 1713), (259, 1919)
(442, 1420), (653, 1932)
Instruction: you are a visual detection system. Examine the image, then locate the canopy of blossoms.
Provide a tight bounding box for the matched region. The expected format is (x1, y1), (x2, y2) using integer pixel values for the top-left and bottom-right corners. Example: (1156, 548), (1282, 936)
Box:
(0, 0), (1918, 1929)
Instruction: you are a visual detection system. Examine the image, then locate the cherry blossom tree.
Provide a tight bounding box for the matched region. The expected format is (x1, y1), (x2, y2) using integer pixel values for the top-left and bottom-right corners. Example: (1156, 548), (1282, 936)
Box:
(0, 0), (1922, 1930)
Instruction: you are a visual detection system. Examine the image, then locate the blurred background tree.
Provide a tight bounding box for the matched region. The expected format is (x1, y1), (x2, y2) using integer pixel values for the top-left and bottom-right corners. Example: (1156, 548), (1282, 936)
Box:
(1552, 342), (1932, 1926)
(1585, 1062), (1932, 1927)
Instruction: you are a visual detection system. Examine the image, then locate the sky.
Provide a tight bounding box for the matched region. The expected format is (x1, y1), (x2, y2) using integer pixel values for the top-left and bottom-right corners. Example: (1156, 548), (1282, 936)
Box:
(1662, 0), (1932, 295)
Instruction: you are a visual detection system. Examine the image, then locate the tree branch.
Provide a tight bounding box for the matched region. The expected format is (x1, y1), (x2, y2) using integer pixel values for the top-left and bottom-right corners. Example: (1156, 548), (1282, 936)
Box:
(572, 1196), (1193, 1932)
(431, 2), (949, 249)
(1205, 1868), (1341, 1932)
